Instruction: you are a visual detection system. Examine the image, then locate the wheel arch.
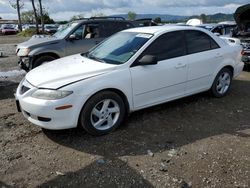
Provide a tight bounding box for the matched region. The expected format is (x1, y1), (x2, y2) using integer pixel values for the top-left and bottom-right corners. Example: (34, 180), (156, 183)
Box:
(77, 88), (131, 128)
(32, 52), (60, 63)
(86, 88), (130, 114)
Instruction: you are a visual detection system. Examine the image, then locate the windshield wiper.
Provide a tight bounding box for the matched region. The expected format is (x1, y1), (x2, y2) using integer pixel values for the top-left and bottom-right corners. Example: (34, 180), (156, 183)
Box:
(87, 54), (106, 63)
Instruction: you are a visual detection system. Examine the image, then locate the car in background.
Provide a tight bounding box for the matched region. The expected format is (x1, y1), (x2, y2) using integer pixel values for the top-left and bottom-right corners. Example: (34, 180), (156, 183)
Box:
(0, 24), (17, 35)
(233, 4), (250, 66)
(133, 18), (158, 27)
(196, 23), (216, 30)
(16, 17), (135, 71)
(15, 26), (244, 136)
(44, 25), (58, 34)
(210, 22), (236, 37)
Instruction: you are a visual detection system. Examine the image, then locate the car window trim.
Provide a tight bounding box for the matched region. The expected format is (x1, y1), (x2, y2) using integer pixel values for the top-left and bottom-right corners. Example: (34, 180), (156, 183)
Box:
(131, 30), (187, 67)
(184, 29), (220, 55)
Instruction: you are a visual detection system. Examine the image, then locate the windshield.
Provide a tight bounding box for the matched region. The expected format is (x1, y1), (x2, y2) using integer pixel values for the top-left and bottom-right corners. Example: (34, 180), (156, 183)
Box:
(53, 22), (78, 38)
(83, 32), (153, 65)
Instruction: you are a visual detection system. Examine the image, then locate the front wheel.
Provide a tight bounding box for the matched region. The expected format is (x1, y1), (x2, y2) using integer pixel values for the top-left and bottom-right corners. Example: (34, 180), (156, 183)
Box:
(210, 67), (233, 98)
(79, 91), (126, 136)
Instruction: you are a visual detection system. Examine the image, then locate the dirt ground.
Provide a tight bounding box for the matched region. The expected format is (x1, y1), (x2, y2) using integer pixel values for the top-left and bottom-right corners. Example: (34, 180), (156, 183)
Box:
(0, 35), (250, 188)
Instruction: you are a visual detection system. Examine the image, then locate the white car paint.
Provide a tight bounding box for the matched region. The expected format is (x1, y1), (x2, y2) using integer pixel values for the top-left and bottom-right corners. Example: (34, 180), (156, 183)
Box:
(15, 26), (244, 130)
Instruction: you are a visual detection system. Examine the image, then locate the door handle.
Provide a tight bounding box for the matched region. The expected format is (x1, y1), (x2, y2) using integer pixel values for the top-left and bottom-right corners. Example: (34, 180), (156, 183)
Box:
(175, 63), (186, 69)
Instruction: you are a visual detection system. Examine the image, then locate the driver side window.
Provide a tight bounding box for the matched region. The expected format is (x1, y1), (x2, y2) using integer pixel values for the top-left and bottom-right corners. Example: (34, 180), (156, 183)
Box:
(72, 25), (84, 40)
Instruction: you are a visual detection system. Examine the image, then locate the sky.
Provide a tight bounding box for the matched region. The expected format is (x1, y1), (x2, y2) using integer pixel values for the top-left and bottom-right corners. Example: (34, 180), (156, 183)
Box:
(0, 0), (249, 21)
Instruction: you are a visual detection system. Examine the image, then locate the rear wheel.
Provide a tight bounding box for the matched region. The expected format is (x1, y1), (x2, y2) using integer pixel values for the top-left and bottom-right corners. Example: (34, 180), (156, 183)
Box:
(33, 55), (56, 68)
(210, 67), (232, 98)
(79, 91), (126, 136)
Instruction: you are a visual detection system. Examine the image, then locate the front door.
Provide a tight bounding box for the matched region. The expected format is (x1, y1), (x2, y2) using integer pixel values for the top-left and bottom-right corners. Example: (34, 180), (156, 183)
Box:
(130, 31), (188, 109)
(65, 23), (103, 56)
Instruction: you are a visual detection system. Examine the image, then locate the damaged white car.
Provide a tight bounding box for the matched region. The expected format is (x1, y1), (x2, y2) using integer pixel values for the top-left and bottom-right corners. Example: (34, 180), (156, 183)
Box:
(15, 26), (244, 135)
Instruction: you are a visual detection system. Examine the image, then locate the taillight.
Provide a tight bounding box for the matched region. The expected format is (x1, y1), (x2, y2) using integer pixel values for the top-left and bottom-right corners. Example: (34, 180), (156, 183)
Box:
(241, 50), (245, 55)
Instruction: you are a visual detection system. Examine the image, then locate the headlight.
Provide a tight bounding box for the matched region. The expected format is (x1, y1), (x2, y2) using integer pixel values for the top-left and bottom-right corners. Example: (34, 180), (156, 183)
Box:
(31, 89), (73, 100)
(17, 48), (30, 56)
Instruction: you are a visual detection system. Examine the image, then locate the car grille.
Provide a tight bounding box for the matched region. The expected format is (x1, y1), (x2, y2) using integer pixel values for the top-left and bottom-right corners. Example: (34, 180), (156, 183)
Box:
(20, 85), (30, 95)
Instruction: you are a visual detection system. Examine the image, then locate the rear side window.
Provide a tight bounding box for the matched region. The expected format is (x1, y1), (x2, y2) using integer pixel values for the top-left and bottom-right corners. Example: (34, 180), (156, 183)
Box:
(185, 30), (219, 54)
(141, 31), (186, 61)
(101, 22), (133, 37)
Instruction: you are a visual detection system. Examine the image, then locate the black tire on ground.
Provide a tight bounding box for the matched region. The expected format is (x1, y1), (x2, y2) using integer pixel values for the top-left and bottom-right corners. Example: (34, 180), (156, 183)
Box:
(33, 55), (56, 68)
(79, 91), (126, 136)
(210, 67), (233, 98)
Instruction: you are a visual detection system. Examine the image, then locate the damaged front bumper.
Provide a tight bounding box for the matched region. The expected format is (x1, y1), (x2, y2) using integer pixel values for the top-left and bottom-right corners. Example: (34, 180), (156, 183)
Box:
(18, 56), (33, 72)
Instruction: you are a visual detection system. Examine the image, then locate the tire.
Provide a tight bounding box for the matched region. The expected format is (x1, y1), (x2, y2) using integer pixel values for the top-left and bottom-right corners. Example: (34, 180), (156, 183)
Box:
(79, 91), (126, 136)
(210, 67), (233, 98)
(33, 55), (56, 68)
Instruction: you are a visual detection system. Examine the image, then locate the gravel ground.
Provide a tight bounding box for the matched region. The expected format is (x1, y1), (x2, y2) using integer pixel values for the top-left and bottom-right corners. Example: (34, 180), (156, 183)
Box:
(0, 35), (250, 188)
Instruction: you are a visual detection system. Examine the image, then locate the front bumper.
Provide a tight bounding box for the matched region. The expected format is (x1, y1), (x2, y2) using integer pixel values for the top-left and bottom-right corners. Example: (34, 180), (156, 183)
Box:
(18, 56), (33, 71)
(15, 80), (86, 130)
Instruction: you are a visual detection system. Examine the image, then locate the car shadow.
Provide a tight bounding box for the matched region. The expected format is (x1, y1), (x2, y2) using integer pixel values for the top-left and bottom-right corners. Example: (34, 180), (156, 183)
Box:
(0, 81), (18, 100)
(39, 157), (154, 188)
(43, 78), (250, 158)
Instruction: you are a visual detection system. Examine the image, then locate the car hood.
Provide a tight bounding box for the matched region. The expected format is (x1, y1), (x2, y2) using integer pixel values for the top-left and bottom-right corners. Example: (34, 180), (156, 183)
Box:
(17, 35), (60, 49)
(25, 54), (117, 89)
(234, 4), (250, 31)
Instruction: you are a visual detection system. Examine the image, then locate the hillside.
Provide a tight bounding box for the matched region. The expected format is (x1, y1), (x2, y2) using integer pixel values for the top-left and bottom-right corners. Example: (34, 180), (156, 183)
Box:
(112, 13), (234, 23)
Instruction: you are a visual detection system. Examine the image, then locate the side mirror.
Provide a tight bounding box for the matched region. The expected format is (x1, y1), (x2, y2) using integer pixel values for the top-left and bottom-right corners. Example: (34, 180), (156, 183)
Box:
(68, 34), (78, 40)
(214, 32), (221, 36)
(138, 55), (158, 65)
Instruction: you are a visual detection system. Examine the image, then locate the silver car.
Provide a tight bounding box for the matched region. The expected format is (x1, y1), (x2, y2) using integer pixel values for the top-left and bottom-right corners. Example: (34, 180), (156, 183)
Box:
(16, 18), (134, 71)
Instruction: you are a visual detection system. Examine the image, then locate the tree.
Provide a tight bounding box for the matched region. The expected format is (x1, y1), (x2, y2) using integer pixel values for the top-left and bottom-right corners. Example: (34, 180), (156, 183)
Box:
(21, 10), (54, 24)
(30, 0), (39, 33)
(38, 0), (44, 32)
(91, 12), (106, 18)
(70, 14), (84, 21)
(127, 11), (136, 21)
(21, 10), (35, 24)
(9, 0), (24, 31)
(154, 17), (161, 23)
(200, 14), (207, 23)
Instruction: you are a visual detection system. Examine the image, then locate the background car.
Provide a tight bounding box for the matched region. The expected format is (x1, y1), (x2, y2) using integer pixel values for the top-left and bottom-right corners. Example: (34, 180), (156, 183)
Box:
(43, 24), (59, 34)
(0, 24), (17, 35)
(210, 22), (236, 36)
(16, 17), (135, 71)
(15, 26), (244, 136)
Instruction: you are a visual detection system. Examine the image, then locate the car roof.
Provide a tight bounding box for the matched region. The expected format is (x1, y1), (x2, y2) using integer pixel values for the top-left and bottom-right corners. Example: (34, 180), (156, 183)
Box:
(123, 25), (207, 35)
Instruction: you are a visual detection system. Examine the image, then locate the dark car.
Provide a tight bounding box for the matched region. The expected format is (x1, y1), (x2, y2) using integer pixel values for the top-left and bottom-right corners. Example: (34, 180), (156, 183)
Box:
(233, 4), (250, 66)
(44, 25), (59, 34)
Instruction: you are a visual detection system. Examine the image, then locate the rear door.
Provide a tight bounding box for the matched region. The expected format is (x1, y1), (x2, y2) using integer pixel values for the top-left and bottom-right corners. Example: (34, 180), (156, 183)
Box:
(184, 30), (222, 94)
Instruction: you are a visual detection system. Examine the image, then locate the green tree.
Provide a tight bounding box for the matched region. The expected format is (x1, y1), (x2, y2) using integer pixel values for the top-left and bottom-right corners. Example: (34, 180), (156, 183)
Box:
(200, 14), (207, 23)
(154, 17), (161, 23)
(127, 11), (136, 21)
(21, 10), (35, 24)
(21, 10), (54, 24)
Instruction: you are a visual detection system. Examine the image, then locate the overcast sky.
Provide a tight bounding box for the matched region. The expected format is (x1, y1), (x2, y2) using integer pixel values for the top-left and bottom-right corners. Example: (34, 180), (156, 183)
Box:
(0, 0), (249, 21)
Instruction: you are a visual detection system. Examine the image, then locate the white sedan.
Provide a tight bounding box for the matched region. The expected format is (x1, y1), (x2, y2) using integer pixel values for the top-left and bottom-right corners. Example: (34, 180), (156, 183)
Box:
(15, 26), (244, 135)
